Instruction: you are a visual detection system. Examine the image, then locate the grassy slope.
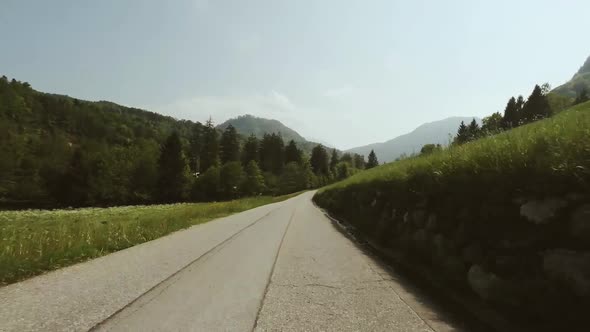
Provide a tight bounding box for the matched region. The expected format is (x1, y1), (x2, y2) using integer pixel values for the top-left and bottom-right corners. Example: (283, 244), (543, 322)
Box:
(0, 193), (300, 285)
(318, 101), (590, 200)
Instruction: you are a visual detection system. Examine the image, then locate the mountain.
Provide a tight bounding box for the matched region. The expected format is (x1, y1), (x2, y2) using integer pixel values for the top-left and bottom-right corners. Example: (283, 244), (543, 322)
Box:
(345, 117), (481, 163)
(217, 114), (327, 154)
(552, 55), (590, 98)
(217, 115), (305, 142)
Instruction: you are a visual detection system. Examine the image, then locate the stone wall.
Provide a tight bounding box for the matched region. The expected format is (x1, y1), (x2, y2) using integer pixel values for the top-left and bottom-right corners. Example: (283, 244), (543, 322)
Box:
(314, 186), (590, 330)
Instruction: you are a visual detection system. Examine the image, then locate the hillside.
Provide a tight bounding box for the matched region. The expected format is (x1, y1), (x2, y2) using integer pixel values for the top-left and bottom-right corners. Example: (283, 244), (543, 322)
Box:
(217, 114), (329, 154)
(552, 55), (590, 98)
(217, 115), (305, 142)
(345, 117), (481, 162)
(0, 76), (203, 207)
(315, 101), (590, 330)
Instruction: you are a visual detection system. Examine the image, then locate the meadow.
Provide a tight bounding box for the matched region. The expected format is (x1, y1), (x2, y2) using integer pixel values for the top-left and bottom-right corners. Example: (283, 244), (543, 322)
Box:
(0, 193), (299, 285)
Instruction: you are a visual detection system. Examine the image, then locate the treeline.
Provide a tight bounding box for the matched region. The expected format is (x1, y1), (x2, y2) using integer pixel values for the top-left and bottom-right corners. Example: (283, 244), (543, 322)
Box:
(453, 83), (587, 145)
(0, 76), (371, 208)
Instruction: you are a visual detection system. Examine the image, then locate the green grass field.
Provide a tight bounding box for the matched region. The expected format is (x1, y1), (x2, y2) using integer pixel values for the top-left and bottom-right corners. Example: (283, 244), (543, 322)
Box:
(0, 193), (300, 285)
(319, 101), (590, 196)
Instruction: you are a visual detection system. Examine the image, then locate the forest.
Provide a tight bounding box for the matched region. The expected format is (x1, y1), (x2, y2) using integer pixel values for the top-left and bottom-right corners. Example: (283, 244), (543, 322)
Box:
(0, 76), (374, 208)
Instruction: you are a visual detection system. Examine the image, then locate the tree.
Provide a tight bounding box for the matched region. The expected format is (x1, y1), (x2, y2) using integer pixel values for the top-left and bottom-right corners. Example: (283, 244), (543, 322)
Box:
(259, 133), (285, 174)
(200, 118), (220, 172)
(335, 162), (351, 180)
(188, 123), (202, 173)
(420, 144), (442, 155)
(157, 132), (190, 203)
(194, 166), (220, 201)
(278, 162), (304, 194)
(454, 121), (469, 145)
(310, 144), (329, 175)
(220, 124), (240, 164)
(574, 87), (589, 105)
(502, 97), (519, 128)
(466, 118), (481, 141)
(284, 140), (302, 164)
(521, 85), (551, 123)
(329, 149), (339, 172)
(241, 160), (265, 195)
(340, 153), (353, 166)
(353, 154), (365, 169)
(482, 112), (504, 134)
(59, 149), (91, 206)
(366, 150), (379, 169)
(241, 134), (259, 166)
(219, 161), (244, 199)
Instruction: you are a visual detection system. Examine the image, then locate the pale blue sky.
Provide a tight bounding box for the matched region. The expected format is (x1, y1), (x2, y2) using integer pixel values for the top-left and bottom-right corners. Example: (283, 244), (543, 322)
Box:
(1, 0), (589, 149)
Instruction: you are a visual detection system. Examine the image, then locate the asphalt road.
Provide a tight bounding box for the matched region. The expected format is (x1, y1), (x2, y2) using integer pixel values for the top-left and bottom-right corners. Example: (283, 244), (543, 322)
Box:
(0, 192), (465, 332)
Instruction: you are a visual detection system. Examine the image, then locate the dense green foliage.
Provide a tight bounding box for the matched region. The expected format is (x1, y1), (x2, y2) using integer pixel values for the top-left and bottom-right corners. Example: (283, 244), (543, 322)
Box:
(0, 77), (360, 208)
(0, 192), (300, 285)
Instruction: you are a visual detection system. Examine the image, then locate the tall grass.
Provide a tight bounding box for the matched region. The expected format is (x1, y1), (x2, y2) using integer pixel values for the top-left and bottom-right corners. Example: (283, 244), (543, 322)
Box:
(0, 193), (299, 285)
(320, 101), (590, 197)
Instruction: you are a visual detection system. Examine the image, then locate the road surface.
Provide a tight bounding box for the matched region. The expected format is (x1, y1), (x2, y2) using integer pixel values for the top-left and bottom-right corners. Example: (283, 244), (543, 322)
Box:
(0, 192), (465, 332)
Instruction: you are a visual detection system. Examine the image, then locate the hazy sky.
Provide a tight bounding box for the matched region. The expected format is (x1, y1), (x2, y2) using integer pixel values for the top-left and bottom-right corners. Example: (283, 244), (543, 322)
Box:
(1, 0), (589, 149)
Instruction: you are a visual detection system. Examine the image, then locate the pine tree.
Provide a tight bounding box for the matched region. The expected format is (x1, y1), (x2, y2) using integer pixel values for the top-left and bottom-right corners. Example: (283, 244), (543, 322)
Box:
(521, 85), (551, 123)
(310, 144), (329, 175)
(284, 140), (302, 164)
(220, 124), (240, 164)
(366, 150), (379, 169)
(157, 132), (189, 203)
(502, 97), (518, 128)
(259, 133), (285, 174)
(188, 123), (202, 173)
(200, 118), (219, 172)
(467, 118), (481, 141)
(455, 121), (468, 144)
(241, 134), (259, 166)
(329, 148), (339, 171)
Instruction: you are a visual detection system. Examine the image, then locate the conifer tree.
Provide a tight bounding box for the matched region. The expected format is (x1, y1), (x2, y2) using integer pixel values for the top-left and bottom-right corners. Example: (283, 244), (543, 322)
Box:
(502, 97), (518, 128)
(200, 118), (220, 172)
(455, 121), (468, 144)
(284, 140), (302, 164)
(310, 144), (329, 175)
(521, 85), (551, 123)
(467, 118), (481, 141)
(366, 150), (379, 169)
(220, 124), (240, 164)
(329, 148), (339, 171)
(241, 134), (259, 166)
(157, 132), (189, 203)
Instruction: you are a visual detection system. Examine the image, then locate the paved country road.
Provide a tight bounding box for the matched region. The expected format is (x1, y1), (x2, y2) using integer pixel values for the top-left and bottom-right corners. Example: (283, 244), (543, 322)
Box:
(0, 192), (468, 332)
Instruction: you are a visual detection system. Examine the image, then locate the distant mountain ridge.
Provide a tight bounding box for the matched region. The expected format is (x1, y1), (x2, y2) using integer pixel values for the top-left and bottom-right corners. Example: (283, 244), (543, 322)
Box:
(345, 117), (481, 163)
(217, 114), (330, 154)
(552, 55), (590, 98)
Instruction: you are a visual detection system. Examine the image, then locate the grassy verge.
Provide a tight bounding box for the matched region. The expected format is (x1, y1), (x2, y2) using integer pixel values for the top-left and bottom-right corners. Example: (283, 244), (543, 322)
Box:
(314, 102), (590, 330)
(0, 192), (301, 285)
(318, 101), (590, 200)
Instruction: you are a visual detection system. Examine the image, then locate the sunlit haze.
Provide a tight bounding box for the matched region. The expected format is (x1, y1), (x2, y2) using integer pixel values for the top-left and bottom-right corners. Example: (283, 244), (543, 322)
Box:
(1, 0), (588, 149)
